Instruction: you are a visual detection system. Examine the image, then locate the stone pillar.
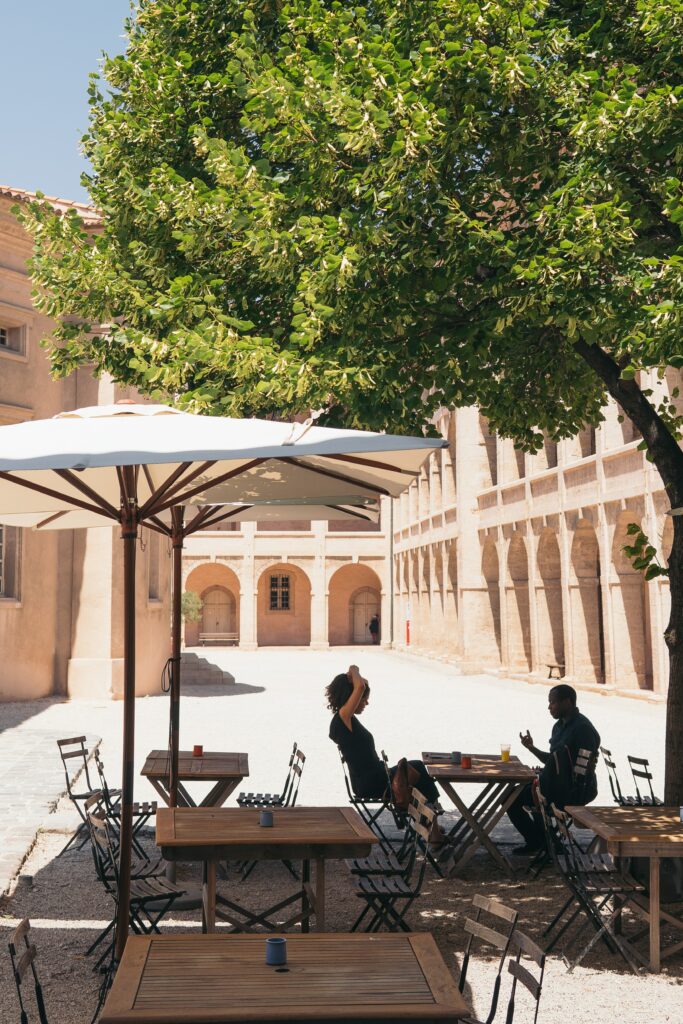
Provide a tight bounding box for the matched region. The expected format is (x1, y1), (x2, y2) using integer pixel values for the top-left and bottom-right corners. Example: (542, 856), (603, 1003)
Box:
(310, 534), (329, 649)
(240, 524), (257, 650)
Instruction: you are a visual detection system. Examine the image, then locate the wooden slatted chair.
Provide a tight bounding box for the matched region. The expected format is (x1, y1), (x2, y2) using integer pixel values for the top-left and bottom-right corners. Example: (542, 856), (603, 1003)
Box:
(7, 919), (49, 1024)
(85, 804), (201, 970)
(503, 930), (546, 1024)
(56, 735), (102, 853)
(352, 793), (435, 932)
(456, 895), (518, 1024)
(545, 805), (645, 974)
(600, 746), (637, 806)
(627, 754), (663, 807)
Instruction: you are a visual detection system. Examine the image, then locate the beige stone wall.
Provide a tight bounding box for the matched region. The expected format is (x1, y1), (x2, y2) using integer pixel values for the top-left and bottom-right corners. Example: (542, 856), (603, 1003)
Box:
(393, 395), (677, 700)
(0, 192), (172, 701)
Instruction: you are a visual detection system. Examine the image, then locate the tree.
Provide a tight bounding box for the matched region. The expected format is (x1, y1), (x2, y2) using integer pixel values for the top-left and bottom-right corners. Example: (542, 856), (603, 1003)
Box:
(181, 590), (203, 623)
(22, 0), (683, 799)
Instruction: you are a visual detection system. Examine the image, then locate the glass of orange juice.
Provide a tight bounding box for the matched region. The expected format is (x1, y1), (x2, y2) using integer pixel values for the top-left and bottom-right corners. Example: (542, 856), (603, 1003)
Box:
(500, 744), (511, 762)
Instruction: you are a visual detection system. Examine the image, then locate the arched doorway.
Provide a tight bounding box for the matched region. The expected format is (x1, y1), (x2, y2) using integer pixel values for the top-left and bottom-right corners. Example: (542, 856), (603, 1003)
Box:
(506, 533), (532, 671)
(257, 562), (311, 646)
(201, 586), (236, 637)
(183, 563), (240, 646)
(536, 529), (564, 671)
(611, 512), (652, 689)
(481, 538), (502, 665)
(328, 563), (382, 645)
(570, 520), (604, 683)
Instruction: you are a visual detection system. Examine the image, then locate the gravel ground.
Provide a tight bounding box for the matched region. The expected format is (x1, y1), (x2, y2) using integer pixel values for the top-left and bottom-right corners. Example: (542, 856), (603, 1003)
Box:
(0, 648), (679, 1023)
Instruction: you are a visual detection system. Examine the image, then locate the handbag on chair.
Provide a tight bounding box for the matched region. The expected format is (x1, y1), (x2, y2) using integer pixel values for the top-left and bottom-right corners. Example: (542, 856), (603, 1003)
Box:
(391, 758), (421, 812)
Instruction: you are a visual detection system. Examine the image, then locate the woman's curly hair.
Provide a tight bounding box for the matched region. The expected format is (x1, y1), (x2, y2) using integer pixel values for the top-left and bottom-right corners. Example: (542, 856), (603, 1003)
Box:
(325, 672), (352, 712)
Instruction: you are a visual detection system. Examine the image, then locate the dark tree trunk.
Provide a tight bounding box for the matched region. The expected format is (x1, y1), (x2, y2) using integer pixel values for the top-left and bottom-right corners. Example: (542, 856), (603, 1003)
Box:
(574, 340), (683, 804)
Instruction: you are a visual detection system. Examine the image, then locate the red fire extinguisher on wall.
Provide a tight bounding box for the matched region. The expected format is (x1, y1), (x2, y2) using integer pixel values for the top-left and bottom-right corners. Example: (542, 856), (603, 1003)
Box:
(406, 601), (411, 645)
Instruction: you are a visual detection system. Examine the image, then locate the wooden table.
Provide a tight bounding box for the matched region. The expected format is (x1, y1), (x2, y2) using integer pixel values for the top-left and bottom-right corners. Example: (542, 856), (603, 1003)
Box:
(423, 752), (537, 876)
(141, 750), (249, 807)
(100, 933), (468, 1023)
(568, 804), (683, 972)
(157, 806), (377, 933)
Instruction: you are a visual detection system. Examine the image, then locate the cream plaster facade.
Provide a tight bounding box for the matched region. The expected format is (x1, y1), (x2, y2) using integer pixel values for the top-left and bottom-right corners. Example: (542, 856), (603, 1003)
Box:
(0, 188), (172, 701)
(393, 393), (679, 700)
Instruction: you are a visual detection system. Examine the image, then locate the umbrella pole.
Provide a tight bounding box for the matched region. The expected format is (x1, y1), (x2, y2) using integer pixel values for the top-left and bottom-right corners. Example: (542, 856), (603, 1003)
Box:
(115, 474), (138, 962)
(169, 506), (184, 808)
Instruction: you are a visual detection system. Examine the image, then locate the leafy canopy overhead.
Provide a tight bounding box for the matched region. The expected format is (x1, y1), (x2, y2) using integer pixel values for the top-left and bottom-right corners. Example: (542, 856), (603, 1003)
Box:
(23, 0), (683, 445)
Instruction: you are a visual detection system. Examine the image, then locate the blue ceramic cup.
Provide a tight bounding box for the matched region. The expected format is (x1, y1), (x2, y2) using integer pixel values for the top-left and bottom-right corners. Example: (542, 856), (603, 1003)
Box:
(259, 809), (274, 827)
(266, 937), (287, 966)
(451, 751), (462, 765)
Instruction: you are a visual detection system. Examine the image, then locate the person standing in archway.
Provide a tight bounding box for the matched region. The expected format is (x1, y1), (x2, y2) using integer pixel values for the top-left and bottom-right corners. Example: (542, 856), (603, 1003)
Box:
(368, 613), (380, 645)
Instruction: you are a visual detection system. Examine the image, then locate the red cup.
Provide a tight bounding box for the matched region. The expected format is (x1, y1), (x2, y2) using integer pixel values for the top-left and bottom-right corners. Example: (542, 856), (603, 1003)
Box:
(460, 754), (472, 769)
(193, 744), (203, 758)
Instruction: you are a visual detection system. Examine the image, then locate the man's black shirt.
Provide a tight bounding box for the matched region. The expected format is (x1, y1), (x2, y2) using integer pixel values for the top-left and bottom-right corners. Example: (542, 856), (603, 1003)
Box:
(539, 707), (600, 807)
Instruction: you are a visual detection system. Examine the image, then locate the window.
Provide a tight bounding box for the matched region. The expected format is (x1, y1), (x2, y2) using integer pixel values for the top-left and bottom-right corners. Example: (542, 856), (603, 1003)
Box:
(147, 530), (160, 600)
(0, 324), (25, 355)
(269, 574), (290, 611)
(0, 525), (20, 599)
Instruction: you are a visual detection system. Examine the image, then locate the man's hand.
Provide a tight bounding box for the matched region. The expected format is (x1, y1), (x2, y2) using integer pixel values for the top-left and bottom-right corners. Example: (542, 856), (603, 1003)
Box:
(519, 730), (534, 750)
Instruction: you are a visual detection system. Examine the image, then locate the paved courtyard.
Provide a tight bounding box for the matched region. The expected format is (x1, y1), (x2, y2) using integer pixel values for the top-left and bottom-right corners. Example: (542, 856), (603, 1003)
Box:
(0, 647), (666, 893)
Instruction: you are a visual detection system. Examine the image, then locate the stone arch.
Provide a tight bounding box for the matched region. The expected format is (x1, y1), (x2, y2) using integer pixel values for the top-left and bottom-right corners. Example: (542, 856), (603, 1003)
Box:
(328, 563), (381, 645)
(569, 520), (604, 683)
(506, 533), (532, 671)
(536, 529), (564, 670)
(611, 511), (652, 689)
(481, 538), (502, 664)
(184, 562), (240, 646)
(256, 562), (311, 646)
(479, 414), (498, 489)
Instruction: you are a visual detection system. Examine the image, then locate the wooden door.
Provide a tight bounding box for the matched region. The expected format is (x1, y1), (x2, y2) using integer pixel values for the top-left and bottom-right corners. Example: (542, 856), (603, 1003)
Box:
(202, 587), (231, 634)
(352, 588), (379, 643)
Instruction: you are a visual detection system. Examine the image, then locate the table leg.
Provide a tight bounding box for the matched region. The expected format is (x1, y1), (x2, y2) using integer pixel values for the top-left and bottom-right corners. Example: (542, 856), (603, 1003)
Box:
(649, 856), (660, 972)
(439, 781), (515, 875)
(203, 861), (217, 933)
(201, 777), (242, 807)
(315, 857), (326, 933)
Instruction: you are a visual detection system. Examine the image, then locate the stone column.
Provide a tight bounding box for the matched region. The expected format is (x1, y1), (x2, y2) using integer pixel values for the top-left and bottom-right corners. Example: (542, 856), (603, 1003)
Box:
(240, 524), (257, 650)
(310, 531), (329, 649)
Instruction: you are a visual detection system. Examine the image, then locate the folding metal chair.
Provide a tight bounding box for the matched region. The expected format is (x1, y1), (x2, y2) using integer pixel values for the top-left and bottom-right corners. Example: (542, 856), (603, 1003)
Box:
(338, 750), (398, 850)
(599, 745), (636, 806)
(457, 895), (518, 1024)
(8, 919), (49, 1024)
(56, 735), (102, 853)
(94, 751), (156, 862)
(503, 930), (546, 1024)
(627, 755), (663, 806)
(543, 805), (645, 973)
(85, 804), (200, 970)
(351, 793), (435, 932)
(237, 742), (305, 808)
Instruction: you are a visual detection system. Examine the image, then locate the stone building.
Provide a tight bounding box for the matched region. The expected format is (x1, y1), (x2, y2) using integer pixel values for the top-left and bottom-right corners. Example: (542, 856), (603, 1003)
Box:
(0, 186), (172, 701)
(393, 393), (678, 700)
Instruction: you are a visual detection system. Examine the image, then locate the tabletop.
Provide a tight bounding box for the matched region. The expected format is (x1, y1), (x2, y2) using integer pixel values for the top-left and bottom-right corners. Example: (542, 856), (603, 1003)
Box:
(422, 752), (536, 784)
(567, 805), (683, 853)
(157, 805), (377, 861)
(141, 750), (249, 781)
(99, 933), (469, 1023)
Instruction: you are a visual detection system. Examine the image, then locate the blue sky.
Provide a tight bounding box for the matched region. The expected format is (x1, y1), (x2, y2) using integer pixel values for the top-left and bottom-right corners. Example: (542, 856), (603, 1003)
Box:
(2, 2), (133, 203)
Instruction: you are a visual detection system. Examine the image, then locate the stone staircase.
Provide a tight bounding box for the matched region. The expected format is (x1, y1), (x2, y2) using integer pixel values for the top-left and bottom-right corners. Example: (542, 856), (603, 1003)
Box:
(180, 653), (235, 686)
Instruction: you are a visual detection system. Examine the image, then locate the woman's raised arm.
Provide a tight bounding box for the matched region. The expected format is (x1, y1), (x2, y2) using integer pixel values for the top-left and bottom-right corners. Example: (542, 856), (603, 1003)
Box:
(339, 665), (368, 729)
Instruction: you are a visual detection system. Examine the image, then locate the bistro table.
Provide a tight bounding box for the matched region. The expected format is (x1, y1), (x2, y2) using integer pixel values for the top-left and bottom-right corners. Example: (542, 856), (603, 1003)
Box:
(423, 752), (537, 876)
(567, 804), (683, 972)
(141, 750), (249, 808)
(99, 932), (469, 1023)
(157, 805), (377, 933)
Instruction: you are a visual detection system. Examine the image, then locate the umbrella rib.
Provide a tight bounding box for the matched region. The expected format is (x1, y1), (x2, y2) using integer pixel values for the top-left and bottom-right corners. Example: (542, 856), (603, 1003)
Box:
(186, 505), (247, 534)
(326, 453), (421, 477)
(149, 515), (171, 535)
(141, 463), (156, 499)
(0, 471), (118, 520)
(141, 461), (214, 517)
(326, 504), (374, 521)
(278, 457), (391, 497)
(152, 458), (268, 515)
(35, 511), (70, 529)
(55, 469), (120, 519)
(184, 504), (221, 534)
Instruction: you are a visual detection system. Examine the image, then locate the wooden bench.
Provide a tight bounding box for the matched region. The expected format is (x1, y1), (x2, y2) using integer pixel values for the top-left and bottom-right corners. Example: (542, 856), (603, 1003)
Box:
(199, 632), (238, 646)
(546, 663), (565, 679)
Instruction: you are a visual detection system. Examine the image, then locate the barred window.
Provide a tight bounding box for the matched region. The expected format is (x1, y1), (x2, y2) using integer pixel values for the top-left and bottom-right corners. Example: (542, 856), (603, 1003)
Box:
(0, 525), (20, 599)
(0, 324), (25, 355)
(269, 574), (290, 611)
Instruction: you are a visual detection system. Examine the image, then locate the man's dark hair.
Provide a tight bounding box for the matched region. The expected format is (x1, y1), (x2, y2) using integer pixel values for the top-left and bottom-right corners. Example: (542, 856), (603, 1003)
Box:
(550, 683), (577, 705)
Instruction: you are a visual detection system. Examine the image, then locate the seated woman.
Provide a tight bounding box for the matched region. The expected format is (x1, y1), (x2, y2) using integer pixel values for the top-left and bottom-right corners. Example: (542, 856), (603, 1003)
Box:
(326, 664), (443, 828)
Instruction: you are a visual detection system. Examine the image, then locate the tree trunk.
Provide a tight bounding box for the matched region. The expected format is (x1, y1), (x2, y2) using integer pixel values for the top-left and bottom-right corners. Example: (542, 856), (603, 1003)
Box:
(573, 339), (683, 804)
(664, 514), (683, 805)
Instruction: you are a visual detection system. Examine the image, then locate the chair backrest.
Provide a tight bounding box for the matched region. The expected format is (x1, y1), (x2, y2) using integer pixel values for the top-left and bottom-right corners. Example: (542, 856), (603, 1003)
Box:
(459, 895), (518, 1024)
(627, 754), (660, 805)
(56, 735), (95, 800)
(86, 799), (118, 890)
(284, 748), (306, 807)
(93, 752), (116, 811)
(404, 795), (435, 891)
(572, 747), (598, 803)
(278, 742), (298, 802)
(380, 750), (409, 826)
(505, 928), (546, 1024)
(8, 918), (49, 1024)
(550, 804), (585, 881)
(600, 746), (625, 805)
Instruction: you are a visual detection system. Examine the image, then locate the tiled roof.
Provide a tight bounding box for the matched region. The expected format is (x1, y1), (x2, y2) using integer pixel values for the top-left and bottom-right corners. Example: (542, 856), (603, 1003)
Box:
(0, 185), (102, 227)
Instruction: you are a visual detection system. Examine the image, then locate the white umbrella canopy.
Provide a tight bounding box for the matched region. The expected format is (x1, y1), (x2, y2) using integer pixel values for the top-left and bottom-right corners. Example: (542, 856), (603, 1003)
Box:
(0, 402), (444, 959)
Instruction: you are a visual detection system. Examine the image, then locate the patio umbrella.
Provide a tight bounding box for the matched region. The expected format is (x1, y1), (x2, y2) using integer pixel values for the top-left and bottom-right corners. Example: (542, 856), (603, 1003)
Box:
(0, 402), (444, 958)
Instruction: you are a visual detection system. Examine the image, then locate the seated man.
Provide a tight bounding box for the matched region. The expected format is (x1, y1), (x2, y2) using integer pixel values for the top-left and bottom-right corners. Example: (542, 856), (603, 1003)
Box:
(508, 683), (600, 854)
